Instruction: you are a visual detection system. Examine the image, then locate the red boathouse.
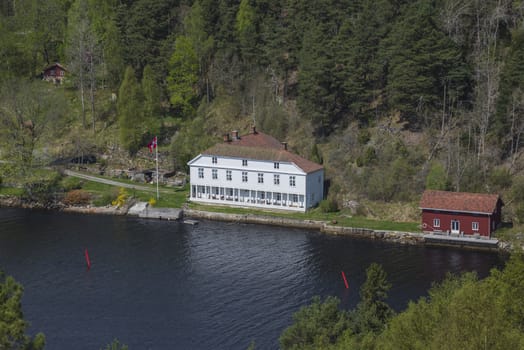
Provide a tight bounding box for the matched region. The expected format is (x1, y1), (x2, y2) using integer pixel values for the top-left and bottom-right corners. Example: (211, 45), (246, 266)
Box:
(420, 190), (503, 238)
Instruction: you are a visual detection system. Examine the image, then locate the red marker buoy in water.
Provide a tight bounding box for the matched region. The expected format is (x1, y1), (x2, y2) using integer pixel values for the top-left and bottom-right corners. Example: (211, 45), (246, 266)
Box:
(341, 271), (349, 289)
(85, 248), (91, 270)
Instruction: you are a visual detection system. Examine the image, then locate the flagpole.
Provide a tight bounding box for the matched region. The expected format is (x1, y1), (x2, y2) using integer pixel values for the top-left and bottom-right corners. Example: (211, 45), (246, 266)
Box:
(155, 136), (159, 200)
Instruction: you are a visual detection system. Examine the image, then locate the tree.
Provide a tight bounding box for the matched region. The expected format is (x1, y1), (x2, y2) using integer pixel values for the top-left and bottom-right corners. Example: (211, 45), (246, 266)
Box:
(167, 35), (199, 118)
(425, 162), (449, 190)
(142, 64), (162, 134)
(118, 66), (144, 154)
(0, 270), (45, 349)
(236, 0), (257, 62)
(279, 296), (350, 350)
(101, 338), (128, 350)
(351, 263), (394, 334)
(185, 0), (214, 103)
(382, 0), (470, 127)
(67, 0), (100, 132)
(0, 80), (68, 174)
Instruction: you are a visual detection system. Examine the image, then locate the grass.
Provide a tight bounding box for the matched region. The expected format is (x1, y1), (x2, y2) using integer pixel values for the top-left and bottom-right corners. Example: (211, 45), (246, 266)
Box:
(188, 202), (421, 232)
(0, 187), (24, 196)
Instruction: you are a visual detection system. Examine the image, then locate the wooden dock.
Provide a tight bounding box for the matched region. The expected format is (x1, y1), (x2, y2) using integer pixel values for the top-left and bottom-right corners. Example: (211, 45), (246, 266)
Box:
(423, 233), (499, 249)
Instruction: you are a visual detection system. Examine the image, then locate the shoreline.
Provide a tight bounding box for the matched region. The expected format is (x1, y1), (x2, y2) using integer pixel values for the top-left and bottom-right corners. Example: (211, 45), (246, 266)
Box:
(0, 195), (508, 252)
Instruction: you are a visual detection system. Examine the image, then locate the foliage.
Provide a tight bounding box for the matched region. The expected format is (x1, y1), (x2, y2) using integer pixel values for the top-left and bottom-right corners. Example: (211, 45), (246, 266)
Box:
(425, 162), (449, 190)
(148, 197), (157, 207)
(102, 338), (128, 350)
(350, 263), (394, 335)
(167, 36), (199, 118)
(118, 66), (144, 154)
(279, 296), (350, 350)
(0, 270), (45, 349)
(22, 170), (63, 203)
(319, 197), (339, 213)
(61, 176), (84, 192)
(111, 187), (128, 208)
(63, 189), (91, 206)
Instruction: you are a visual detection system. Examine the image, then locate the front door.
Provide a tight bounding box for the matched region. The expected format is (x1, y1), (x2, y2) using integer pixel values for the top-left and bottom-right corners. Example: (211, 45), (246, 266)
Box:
(451, 220), (460, 234)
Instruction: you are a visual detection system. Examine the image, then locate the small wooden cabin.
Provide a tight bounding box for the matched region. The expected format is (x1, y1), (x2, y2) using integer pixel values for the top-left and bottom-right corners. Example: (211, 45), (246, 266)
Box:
(420, 190), (503, 238)
(42, 63), (67, 84)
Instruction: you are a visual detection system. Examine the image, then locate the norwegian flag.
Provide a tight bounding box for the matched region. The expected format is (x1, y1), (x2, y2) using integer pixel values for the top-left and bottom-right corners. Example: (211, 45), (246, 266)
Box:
(147, 136), (157, 153)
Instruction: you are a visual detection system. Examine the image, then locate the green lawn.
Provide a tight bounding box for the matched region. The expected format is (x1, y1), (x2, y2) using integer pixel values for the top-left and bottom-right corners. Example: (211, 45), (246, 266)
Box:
(188, 202), (420, 232)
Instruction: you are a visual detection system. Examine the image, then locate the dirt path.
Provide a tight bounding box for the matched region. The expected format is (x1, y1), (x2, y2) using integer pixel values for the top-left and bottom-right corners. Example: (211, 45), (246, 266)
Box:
(63, 170), (173, 194)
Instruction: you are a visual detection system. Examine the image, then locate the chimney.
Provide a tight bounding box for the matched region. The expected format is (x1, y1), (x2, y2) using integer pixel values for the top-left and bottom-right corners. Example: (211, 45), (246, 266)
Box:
(251, 125), (257, 134)
(232, 130), (239, 140)
(281, 142), (288, 150)
(223, 133), (231, 142)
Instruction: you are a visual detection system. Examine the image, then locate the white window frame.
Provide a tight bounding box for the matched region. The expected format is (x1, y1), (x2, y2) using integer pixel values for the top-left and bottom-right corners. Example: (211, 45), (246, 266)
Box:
(212, 156), (217, 164)
(242, 159), (248, 166)
(274, 162), (279, 169)
(226, 170), (232, 181)
(258, 173), (264, 184)
(289, 176), (296, 187)
(212, 169), (218, 179)
(472, 222), (479, 231)
(433, 218), (440, 228)
(242, 171), (248, 182)
(198, 168), (204, 179)
(274, 174), (280, 185)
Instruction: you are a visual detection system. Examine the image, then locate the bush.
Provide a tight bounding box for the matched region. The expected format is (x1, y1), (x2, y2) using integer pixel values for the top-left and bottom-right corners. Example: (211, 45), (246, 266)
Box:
(61, 176), (83, 191)
(112, 187), (129, 208)
(92, 188), (118, 207)
(23, 170), (63, 203)
(319, 197), (339, 213)
(63, 189), (91, 206)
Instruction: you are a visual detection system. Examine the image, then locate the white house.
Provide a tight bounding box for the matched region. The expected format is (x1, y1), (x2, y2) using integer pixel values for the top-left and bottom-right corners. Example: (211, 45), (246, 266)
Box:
(187, 127), (324, 212)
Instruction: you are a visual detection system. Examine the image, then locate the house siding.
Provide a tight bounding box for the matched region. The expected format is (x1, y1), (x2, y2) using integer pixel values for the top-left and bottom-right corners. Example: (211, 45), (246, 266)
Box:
(421, 210), (492, 237)
(188, 154), (323, 212)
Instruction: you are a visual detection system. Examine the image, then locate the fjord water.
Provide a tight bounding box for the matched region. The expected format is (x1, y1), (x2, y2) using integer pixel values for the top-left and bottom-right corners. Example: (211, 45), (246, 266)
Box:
(0, 208), (504, 349)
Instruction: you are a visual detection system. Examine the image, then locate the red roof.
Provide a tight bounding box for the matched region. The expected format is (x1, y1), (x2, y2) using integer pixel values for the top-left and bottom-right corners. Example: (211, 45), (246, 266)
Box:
(43, 63), (67, 72)
(420, 190), (502, 214)
(202, 130), (323, 174)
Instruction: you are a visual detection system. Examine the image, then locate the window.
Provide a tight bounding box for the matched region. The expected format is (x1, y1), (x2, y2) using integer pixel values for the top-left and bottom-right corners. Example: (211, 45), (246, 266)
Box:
(289, 176), (296, 187)
(472, 222), (479, 231)
(274, 174), (280, 185)
(242, 159), (248, 166)
(242, 171), (248, 182)
(274, 162), (279, 169)
(212, 156), (217, 164)
(292, 194), (298, 202)
(212, 169), (218, 179)
(258, 173), (264, 183)
(226, 170), (232, 181)
(276, 193), (281, 201)
(433, 218), (440, 228)
(198, 168), (204, 179)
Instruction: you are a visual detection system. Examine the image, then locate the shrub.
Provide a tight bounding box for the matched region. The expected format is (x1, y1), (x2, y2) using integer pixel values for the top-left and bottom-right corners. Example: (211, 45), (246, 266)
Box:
(92, 188), (118, 207)
(148, 197), (157, 207)
(320, 197), (339, 213)
(63, 189), (91, 206)
(23, 170), (63, 203)
(112, 187), (129, 208)
(61, 176), (83, 191)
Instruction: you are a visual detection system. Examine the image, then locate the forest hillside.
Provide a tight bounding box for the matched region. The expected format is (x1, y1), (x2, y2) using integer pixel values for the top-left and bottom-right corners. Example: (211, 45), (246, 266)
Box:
(2, 0), (524, 228)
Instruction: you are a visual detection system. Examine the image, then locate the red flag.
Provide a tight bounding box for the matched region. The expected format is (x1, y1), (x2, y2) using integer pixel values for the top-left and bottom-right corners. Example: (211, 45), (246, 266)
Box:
(148, 136), (157, 153)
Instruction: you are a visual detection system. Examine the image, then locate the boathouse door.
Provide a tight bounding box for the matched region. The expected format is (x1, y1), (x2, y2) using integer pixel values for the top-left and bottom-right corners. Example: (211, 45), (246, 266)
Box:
(451, 220), (460, 234)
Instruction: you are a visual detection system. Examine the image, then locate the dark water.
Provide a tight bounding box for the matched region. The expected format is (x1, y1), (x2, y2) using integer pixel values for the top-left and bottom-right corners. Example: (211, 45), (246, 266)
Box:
(0, 208), (505, 349)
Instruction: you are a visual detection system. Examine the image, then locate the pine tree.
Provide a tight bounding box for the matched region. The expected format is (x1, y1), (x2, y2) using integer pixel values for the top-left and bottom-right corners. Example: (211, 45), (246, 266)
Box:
(118, 66), (144, 154)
